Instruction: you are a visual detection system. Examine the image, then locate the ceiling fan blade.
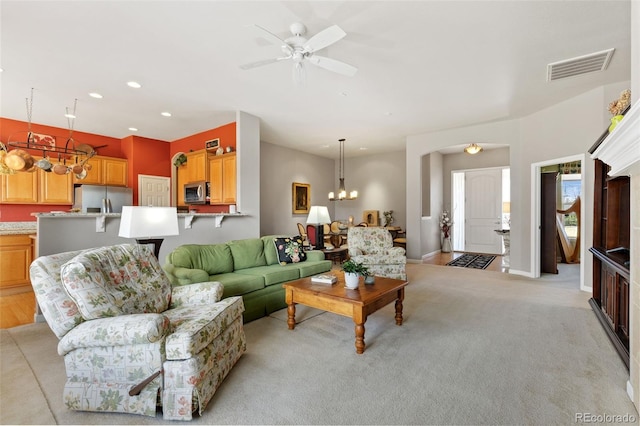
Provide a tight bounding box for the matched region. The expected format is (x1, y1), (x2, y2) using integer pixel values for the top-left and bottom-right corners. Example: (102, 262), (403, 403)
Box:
(307, 55), (357, 77)
(240, 56), (290, 70)
(303, 25), (347, 53)
(251, 24), (294, 54)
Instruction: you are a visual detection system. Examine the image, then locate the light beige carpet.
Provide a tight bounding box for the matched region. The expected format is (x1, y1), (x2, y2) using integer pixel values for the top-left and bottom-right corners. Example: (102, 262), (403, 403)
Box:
(1, 264), (637, 425)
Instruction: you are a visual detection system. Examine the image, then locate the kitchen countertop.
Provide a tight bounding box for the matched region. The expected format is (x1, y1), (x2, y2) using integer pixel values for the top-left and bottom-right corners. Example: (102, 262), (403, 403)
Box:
(0, 221), (37, 235)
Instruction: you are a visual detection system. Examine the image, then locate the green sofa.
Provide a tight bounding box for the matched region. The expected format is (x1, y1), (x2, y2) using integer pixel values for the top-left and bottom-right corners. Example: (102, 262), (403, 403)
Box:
(163, 235), (332, 322)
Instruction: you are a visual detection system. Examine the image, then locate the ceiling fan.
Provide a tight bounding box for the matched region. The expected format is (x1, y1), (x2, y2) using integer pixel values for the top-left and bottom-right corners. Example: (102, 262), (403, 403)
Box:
(240, 22), (358, 83)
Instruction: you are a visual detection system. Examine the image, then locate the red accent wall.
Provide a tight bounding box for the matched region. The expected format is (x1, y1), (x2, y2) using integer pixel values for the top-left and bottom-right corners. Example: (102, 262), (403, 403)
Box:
(121, 135), (171, 205)
(1, 118), (124, 157)
(170, 122), (236, 156)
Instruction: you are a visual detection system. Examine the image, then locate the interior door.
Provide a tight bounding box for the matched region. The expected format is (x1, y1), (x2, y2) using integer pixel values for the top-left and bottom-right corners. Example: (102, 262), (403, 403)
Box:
(540, 172), (558, 274)
(464, 169), (502, 254)
(138, 175), (170, 207)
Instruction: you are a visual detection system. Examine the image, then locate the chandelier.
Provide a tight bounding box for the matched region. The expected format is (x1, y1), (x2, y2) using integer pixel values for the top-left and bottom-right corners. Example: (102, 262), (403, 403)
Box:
(328, 138), (357, 201)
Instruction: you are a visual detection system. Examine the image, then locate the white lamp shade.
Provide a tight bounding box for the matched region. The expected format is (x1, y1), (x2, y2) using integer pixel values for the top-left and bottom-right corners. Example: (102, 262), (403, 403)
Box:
(306, 206), (331, 224)
(118, 206), (179, 238)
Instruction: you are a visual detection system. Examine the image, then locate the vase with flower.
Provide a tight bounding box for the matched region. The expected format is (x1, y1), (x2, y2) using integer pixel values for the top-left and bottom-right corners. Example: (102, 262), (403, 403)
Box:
(440, 210), (453, 253)
(607, 89), (631, 132)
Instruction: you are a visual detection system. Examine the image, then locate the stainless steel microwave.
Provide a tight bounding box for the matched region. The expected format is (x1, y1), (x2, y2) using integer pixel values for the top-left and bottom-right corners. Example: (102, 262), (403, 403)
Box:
(184, 181), (209, 204)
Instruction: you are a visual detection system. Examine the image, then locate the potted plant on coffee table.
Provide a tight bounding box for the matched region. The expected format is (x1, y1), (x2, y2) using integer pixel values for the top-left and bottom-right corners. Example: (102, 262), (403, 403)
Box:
(341, 259), (370, 289)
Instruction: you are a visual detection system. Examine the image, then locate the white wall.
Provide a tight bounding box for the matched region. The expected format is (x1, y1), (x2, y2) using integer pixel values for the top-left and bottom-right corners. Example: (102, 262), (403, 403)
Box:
(260, 144), (407, 236)
(260, 141), (335, 236)
(236, 111), (261, 237)
(406, 82), (630, 274)
(407, 120), (519, 260)
(333, 150), (407, 230)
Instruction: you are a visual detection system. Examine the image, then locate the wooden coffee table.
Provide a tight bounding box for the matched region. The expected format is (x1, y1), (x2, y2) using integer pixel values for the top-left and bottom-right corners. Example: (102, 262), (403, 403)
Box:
(283, 273), (408, 354)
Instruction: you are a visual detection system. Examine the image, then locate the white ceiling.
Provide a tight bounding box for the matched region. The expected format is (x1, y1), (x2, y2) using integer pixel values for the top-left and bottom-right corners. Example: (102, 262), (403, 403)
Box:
(0, 1), (631, 159)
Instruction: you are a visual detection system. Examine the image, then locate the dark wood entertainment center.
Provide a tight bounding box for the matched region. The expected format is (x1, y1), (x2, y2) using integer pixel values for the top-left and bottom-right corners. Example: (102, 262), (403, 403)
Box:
(588, 108), (631, 369)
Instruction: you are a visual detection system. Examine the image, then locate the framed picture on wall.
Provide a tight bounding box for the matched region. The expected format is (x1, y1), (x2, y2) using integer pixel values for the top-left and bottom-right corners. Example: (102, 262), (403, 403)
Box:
(292, 182), (310, 214)
(363, 210), (379, 226)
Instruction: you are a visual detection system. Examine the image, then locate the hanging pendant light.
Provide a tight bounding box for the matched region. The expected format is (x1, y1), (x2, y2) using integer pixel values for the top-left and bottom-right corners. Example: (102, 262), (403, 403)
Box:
(464, 143), (483, 154)
(328, 138), (358, 201)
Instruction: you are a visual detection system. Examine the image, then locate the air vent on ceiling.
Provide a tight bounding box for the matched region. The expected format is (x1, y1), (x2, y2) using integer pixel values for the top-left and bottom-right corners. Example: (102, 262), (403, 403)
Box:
(546, 48), (615, 81)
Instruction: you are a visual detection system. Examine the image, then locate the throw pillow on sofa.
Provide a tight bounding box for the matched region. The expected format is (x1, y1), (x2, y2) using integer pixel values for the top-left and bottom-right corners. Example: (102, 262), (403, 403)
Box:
(274, 236), (307, 265)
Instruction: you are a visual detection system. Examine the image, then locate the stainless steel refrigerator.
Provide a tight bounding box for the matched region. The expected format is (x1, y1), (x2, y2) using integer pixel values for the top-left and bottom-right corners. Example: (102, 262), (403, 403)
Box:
(73, 185), (133, 213)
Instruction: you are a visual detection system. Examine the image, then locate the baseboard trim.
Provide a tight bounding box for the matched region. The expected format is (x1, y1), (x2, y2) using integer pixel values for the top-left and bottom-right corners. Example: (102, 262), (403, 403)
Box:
(508, 269), (533, 277)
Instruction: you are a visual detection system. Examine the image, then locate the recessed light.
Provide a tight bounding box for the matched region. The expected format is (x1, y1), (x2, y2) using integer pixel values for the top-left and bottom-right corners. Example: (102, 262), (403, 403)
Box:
(359, 147), (368, 151)
(128, 127), (138, 132)
(0, 68), (4, 72)
(89, 92), (103, 99)
(127, 81), (141, 88)
(161, 112), (172, 117)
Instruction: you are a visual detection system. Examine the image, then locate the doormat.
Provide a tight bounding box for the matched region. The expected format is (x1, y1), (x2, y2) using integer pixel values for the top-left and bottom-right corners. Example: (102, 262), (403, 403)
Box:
(446, 253), (496, 270)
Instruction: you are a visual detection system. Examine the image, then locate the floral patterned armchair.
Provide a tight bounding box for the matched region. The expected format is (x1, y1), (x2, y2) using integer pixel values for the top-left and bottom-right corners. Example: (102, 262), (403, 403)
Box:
(30, 244), (246, 421)
(347, 227), (407, 280)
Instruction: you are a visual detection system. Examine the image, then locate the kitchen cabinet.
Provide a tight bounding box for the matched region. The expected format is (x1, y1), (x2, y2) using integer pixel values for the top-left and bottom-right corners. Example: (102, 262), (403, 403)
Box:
(185, 150), (208, 183)
(74, 155), (128, 186)
(1, 156), (73, 204)
(208, 153), (236, 204)
(0, 234), (35, 295)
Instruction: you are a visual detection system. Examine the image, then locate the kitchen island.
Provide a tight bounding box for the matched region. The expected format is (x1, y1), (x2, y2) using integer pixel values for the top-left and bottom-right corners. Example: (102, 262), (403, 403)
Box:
(33, 211), (251, 260)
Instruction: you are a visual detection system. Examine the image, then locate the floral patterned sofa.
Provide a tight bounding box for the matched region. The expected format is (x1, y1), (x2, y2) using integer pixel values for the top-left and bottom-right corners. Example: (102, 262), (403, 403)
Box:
(30, 243), (246, 421)
(347, 227), (407, 280)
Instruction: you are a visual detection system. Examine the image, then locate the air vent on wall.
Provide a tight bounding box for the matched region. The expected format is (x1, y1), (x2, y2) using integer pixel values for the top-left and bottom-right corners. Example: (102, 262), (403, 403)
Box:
(546, 48), (615, 81)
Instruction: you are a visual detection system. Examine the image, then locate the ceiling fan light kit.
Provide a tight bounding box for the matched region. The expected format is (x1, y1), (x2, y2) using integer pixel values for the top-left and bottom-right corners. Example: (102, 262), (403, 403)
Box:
(240, 22), (358, 83)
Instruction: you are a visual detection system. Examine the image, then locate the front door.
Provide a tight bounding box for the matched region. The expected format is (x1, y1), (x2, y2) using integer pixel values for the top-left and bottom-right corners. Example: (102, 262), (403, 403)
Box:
(464, 169), (502, 254)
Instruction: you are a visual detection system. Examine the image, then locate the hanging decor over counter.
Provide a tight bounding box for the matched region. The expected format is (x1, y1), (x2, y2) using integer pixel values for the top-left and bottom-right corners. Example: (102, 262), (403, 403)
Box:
(1, 89), (98, 176)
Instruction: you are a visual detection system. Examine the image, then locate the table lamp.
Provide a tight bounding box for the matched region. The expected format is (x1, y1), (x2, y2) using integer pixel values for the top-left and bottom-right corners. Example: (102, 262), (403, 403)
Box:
(118, 206), (179, 259)
(306, 205), (331, 250)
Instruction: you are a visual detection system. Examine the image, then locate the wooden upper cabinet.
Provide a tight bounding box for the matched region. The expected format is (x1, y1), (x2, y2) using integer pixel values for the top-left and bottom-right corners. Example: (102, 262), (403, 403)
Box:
(74, 155), (127, 186)
(208, 156), (223, 204)
(40, 166), (73, 203)
(221, 154), (236, 204)
(1, 156), (72, 204)
(186, 151), (207, 183)
(208, 153), (236, 205)
(0, 168), (38, 203)
(103, 157), (127, 186)
(75, 156), (103, 185)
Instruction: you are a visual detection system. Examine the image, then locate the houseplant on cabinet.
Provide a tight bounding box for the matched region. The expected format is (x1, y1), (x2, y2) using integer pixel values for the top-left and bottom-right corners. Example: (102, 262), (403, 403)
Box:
(341, 259), (370, 289)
